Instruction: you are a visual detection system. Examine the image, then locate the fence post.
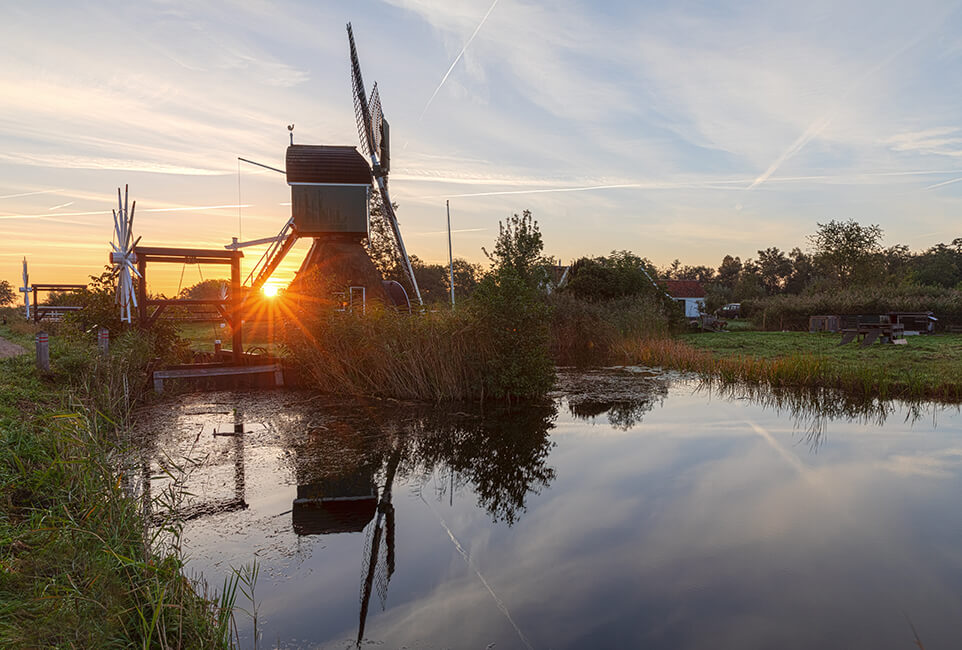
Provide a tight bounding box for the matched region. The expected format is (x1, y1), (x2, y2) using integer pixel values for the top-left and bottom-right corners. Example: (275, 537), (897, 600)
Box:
(36, 331), (49, 371)
(97, 327), (109, 356)
(214, 339), (222, 356)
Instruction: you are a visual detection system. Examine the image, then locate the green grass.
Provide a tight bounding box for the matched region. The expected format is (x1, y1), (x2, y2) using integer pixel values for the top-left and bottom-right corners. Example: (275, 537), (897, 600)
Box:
(628, 331), (962, 401)
(0, 315), (234, 647)
(176, 321), (282, 356)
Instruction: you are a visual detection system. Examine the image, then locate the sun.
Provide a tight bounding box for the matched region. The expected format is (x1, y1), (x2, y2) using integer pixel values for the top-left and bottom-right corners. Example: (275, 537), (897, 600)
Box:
(262, 285), (279, 298)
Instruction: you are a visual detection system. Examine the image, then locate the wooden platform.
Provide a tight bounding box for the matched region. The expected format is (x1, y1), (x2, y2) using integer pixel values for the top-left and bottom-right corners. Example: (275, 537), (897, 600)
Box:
(152, 363), (283, 393)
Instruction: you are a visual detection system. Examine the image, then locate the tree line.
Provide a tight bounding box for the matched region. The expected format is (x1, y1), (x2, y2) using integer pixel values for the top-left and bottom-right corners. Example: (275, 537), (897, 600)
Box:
(658, 219), (962, 311)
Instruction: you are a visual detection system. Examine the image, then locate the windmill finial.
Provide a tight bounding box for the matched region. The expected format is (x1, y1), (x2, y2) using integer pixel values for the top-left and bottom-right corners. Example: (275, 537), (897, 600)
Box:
(288, 123), (294, 145)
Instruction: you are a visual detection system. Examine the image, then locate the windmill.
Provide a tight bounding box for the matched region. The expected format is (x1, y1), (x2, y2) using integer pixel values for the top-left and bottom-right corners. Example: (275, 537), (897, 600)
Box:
(347, 23), (423, 306)
(19, 257), (30, 319)
(109, 185), (142, 323)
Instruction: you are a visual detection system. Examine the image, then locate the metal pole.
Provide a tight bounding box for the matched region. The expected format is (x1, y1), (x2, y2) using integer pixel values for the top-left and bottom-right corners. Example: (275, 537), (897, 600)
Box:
(36, 331), (49, 371)
(230, 254), (243, 364)
(447, 200), (455, 308)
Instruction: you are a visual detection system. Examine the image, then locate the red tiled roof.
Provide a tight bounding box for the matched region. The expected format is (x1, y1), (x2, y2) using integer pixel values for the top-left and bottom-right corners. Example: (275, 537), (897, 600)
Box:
(662, 280), (705, 298)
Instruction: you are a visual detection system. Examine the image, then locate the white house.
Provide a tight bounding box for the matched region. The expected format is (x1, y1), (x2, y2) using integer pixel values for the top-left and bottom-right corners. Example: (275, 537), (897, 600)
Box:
(662, 280), (706, 318)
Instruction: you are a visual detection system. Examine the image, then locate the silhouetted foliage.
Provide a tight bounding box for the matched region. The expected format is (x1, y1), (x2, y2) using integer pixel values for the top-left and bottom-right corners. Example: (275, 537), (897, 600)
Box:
(0, 280), (14, 307)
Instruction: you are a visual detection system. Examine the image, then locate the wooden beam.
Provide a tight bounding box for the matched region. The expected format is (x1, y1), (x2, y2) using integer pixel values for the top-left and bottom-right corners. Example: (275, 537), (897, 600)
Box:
(134, 246), (243, 259)
(30, 284), (87, 291)
(152, 363), (282, 393)
(146, 298), (231, 306)
(138, 255), (236, 265)
(231, 254), (243, 363)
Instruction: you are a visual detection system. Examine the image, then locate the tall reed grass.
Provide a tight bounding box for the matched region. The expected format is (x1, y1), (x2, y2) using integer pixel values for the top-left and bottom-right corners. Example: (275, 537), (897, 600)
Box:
(626, 337), (962, 402)
(283, 305), (493, 401)
(744, 285), (962, 330)
(550, 292), (677, 366)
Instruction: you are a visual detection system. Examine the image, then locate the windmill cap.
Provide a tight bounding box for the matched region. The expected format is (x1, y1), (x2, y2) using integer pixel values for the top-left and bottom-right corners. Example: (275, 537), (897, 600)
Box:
(286, 145), (372, 185)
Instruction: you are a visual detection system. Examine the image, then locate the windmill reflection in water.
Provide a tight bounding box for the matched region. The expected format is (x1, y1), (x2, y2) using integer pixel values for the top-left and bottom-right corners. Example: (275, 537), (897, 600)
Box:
(290, 419), (402, 648)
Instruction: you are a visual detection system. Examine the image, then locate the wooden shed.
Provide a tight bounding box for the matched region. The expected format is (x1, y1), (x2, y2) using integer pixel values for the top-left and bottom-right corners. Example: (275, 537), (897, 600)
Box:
(285, 145), (372, 237)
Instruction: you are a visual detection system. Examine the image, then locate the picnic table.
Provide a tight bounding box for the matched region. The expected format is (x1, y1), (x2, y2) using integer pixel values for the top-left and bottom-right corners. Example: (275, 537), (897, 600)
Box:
(838, 322), (905, 347)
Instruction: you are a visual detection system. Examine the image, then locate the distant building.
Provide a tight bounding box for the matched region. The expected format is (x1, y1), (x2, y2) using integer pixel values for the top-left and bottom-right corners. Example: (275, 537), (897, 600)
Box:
(544, 264), (571, 294)
(662, 280), (706, 318)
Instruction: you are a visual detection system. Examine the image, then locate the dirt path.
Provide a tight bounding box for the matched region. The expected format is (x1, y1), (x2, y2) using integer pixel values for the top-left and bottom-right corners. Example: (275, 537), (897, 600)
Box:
(0, 336), (25, 358)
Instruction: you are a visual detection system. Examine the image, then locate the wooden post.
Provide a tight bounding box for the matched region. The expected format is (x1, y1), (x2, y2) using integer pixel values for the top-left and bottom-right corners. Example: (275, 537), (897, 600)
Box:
(36, 331), (49, 371)
(137, 255), (147, 324)
(97, 328), (109, 356)
(32, 286), (38, 323)
(230, 254), (243, 364)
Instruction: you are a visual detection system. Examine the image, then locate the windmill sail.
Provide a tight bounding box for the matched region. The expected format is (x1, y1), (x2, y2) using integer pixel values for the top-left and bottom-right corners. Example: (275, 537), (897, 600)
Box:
(347, 23), (423, 306)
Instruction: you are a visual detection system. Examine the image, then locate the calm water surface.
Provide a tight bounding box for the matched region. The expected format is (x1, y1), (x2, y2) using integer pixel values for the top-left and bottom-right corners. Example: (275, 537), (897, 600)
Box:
(132, 369), (962, 649)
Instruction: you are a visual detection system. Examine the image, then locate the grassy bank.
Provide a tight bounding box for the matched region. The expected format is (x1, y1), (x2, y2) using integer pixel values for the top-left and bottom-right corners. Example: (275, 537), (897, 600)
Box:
(625, 331), (962, 401)
(0, 315), (233, 647)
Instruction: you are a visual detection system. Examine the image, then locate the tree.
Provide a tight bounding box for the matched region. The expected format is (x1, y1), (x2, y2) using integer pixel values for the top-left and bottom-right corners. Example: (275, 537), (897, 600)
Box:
(808, 219), (883, 286)
(179, 278), (229, 300)
(410, 256), (484, 304)
(715, 255), (742, 291)
(364, 191), (407, 284)
(910, 243), (961, 288)
(0, 280), (14, 307)
(482, 210), (551, 285)
(733, 258), (765, 301)
(473, 211), (554, 400)
(565, 251), (661, 302)
(756, 247), (792, 295)
(784, 247), (814, 294)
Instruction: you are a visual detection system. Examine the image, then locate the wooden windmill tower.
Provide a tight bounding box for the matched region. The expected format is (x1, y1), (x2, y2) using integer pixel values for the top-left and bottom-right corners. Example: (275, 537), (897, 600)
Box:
(244, 24), (421, 310)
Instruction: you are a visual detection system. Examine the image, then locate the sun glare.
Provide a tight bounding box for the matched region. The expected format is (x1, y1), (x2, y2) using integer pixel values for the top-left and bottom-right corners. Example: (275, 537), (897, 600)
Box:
(262, 285), (279, 298)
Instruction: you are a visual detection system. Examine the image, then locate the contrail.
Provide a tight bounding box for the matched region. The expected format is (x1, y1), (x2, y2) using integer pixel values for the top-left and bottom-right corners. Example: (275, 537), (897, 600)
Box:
(0, 189), (64, 200)
(925, 176), (962, 190)
(747, 116), (833, 190)
(747, 7), (952, 192)
(416, 167), (962, 200)
(425, 182), (647, 199)
(419, 0), (500, 120)
(413, 227), (487, 235)
(418, 488), (533, 650)
(0, 204), (251, 220)
(48, 201), (74, 210)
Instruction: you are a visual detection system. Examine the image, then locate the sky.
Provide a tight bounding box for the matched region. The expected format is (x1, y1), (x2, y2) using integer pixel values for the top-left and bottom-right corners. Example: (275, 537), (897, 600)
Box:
(2, 0), (962, 294)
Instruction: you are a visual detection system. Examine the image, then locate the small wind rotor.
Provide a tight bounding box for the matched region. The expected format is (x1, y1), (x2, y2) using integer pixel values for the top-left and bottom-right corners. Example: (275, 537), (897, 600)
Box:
(19, 257), (30, 319)
(109, 185), (142, 323)
(347, 23), (420, 305)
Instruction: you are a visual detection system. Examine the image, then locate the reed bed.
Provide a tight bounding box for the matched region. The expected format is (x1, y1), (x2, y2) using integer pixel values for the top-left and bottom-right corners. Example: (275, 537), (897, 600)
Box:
(625, 336), (962, 402)
(283, 306), (494, 401)
(744, 285), (962, 330)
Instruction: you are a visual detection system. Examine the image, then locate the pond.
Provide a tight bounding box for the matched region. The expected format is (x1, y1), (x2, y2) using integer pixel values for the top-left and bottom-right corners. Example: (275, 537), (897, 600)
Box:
(130, 369), (962, 649)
